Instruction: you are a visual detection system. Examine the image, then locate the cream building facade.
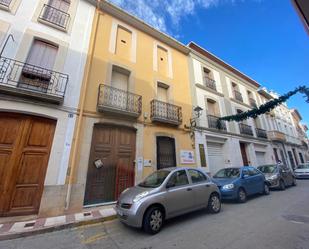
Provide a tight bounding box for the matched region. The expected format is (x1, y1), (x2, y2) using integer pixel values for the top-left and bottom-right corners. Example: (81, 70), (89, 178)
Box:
(0, 0), (95, 217)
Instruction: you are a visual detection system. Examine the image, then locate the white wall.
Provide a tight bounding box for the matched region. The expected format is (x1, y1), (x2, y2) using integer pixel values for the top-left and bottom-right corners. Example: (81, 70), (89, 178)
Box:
(0, 0), (95, 186)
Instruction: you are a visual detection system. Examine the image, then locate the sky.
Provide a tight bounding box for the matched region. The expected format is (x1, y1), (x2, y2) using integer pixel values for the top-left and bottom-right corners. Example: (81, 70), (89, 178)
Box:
(109, 0), (309, 130)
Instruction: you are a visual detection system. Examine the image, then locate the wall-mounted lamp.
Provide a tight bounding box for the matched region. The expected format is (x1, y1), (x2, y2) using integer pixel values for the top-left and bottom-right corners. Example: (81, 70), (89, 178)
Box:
(185, 106), (203, 149)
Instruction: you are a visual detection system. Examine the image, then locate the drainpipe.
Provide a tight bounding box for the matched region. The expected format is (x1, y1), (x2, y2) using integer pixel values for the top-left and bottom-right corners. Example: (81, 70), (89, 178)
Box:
(65, 1), (101, 210)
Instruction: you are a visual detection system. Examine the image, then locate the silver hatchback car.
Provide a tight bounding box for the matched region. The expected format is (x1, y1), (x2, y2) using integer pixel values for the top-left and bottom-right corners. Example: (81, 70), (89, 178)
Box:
(115, 167), (221, 234)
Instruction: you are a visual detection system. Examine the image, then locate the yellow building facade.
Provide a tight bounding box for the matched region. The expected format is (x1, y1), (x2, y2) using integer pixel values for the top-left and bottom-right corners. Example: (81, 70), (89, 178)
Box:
(67, 2), (194, 211)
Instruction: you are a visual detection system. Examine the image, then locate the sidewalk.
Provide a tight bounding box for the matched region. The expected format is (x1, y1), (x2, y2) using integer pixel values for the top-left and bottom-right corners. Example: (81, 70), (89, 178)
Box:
(0, 206), (117, 241)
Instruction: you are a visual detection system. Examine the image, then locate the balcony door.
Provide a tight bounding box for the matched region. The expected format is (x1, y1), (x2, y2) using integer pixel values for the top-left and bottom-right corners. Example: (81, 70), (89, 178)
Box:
(110, 66), (129, 111)
(240, 142), (249, 166)
(157, 136), (176, 169)
(20, 40), (58, 93)
(157, 82), (169, 119)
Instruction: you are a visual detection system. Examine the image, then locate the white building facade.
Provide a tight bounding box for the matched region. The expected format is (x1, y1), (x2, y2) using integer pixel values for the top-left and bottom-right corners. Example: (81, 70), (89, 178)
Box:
(0, 0), (95, 217)
(187, 42), (305, 175)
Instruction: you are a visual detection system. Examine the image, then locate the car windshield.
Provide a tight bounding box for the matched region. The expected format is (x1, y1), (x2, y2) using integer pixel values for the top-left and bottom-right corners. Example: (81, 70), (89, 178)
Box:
(138, 170), (170, 188)
(213, 168), (240, 178)
(258, 165), (278, 174)
(296, 164), (309, 169)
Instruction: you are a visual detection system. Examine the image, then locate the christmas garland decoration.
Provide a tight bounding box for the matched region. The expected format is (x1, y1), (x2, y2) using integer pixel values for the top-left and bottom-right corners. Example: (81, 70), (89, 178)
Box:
(217, 85), (309, 129)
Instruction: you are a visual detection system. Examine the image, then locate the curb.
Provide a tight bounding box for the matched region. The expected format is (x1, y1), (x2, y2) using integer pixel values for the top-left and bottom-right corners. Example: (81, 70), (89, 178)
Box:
(0, 215), (117, 241)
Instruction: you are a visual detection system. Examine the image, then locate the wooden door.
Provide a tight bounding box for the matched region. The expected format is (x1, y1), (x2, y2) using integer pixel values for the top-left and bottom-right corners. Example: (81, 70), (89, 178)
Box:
(84, 124), (136, 205)
(239, 142), (249, 166)
(157, 136), (176, 169)
(0, 113), (56, 216)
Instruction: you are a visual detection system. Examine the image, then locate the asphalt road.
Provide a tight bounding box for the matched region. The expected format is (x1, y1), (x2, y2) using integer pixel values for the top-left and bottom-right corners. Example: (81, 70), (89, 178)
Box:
(1, 180), (309, 249)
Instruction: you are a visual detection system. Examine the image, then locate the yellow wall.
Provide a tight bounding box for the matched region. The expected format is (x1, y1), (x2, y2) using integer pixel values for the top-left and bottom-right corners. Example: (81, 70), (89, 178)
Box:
(83, 10), (194, 178)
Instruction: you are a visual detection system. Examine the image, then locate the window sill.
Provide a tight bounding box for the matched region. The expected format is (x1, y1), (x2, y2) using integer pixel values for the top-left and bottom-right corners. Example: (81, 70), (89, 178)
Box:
(37, 18), (68, 33)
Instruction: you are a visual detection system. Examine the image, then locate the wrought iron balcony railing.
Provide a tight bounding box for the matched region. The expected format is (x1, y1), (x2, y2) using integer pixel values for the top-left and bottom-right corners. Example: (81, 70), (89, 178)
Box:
(0, 57), (68, 104)
(0, 0), (12, 8)
(234, 90), (243, 102)
(97, 84), (142, 117)
(256, 128), (267, 139)
(207, 115), (227, 131)
(203, 76), (217, 91)
(239, 123), (253, 136)
(151, 99), (182, 125)
(249, 97), (257, 108)
(38, 4), (70, 30)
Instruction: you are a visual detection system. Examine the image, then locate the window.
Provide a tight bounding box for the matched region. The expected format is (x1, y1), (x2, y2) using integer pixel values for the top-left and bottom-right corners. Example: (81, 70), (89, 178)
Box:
(157, 82), (168, 102)
(111, 66), (129, 91)
(157, 46), (168, 76)
(115, 26), (132, 59)
(248, 168), (259, 176)
(188, 169), (207, 183)
(167, 170), (189, 187)
(42, 0), (70, 29)
(20, 39), (58, 92)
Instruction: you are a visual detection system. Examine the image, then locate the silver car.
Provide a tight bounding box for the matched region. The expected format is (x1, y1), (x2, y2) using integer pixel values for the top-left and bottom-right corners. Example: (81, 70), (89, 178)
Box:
(294, 163), (309, 179)
(257, 164), (297, 190)
(115, 167), (221, 234)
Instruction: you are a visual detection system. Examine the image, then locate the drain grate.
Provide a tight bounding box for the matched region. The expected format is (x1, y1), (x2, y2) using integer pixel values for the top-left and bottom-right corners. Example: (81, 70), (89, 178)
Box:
(24, 222), (35, 228)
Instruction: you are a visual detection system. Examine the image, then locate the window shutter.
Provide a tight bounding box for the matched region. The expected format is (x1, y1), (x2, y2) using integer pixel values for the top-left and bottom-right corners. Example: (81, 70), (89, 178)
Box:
(26, 40), (58, 70)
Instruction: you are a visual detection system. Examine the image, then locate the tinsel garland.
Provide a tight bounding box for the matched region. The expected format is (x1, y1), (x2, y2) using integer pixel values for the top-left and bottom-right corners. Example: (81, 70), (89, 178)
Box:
(217, 85), (309, 129)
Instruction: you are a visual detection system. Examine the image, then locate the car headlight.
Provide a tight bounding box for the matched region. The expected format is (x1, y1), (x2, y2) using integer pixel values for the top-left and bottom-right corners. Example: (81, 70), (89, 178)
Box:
(222, 184), (234, 190)
(268, 174), (279, 180)
(133, 191), (149, 203)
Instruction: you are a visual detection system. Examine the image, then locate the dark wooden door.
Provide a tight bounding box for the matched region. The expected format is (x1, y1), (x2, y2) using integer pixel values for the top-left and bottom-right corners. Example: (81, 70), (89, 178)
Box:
(157, 136), (176, 169)
(288, 151), (296, 169)
(84, 124), (136, 205)
(0, 113), (56, 217)
(273, 148), (279, 162)
(239, 142), (249, 166)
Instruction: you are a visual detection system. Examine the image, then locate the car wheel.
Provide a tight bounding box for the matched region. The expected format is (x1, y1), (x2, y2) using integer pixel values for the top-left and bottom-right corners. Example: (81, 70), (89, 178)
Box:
(279, 180), (286, 191)
(237, 188), (247, 203)
(264, 183), (270, 195)
(292, 177), (297, 186)
(207, 193), (221, 214)
(143, 206), (164, 235)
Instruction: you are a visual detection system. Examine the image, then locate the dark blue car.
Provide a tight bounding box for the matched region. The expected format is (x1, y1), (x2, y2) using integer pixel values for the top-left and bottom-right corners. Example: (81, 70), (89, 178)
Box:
(212, 166), (270, 203)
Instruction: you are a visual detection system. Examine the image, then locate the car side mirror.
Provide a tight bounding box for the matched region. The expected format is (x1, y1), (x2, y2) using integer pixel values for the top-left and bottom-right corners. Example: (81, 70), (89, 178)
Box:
(166, 182), (175, 189)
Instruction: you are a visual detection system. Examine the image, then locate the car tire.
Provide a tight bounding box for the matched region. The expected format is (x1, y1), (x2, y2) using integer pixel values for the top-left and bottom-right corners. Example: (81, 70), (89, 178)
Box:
(143, 206), (164, 235)
(207, 193), (221, 214)
(237, 188), (247, 203)
(279, 180), (286, 191)
(264, 183), (270, 195)
(292, 177), (297, 186)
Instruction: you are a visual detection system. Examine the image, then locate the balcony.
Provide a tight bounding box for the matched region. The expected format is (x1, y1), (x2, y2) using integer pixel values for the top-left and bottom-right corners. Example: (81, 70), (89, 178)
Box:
(203, 76), (217, 91)
(0, 0), (12, 8)
(256, 128), (267, 139)
(267, 130), (286, 142)
(249, 98), (257, 108)
(0, 57), (68, 104)
(234, 90), (243, 102)
(207, 115), (227, 131)
(97, 84), (142, 118)
(38, 4), (70, 30)
(151, 99), (182, 125)
(239, 123), (253, 136)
